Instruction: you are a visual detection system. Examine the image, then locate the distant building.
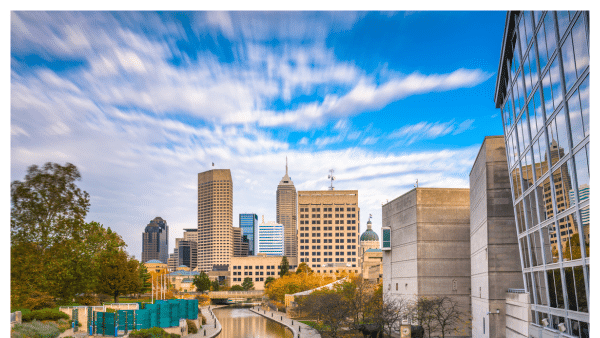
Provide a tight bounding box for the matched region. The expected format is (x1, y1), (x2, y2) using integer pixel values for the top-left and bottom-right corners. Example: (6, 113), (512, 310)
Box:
(168, 269), (200, 293)
(144, 259), (168, 273)
(494, 11), (589, 337)
(382, 188), (471, 337)
(230, 254), (298, 290)
(470, 136), (523, 337)
(360, 217), (382, 282)
(257, 216), (284, 256)
(197, 169), (233, 272)
(232, 227), (249, 257)
(142, 217), (169, 264)
(277, 158), (298, 258)
(297, 190), (361, 276)
(239, 213), (258, 255)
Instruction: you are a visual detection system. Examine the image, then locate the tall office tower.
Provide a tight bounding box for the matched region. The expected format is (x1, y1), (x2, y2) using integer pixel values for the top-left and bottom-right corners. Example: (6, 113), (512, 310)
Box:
(239, 213), (258, 255)
(382, 188), (471, 337)
(197, 169), (233, 272)
(232, 227), (249, 257)
(256, 216), (284, 256)
(142, 217), (169, 264)
(495, 11), (589, 337)
(182, 228), (198, 243)
(297, 190), (360, 275)
(277, 158), (298, 258)
(470, 136), (524, 337)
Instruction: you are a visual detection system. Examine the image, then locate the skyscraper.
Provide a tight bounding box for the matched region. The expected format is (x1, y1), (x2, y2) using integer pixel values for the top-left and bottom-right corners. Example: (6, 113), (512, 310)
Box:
(257, 216), (284, 256)
(142, 216), (169, 264)
(297, 190), (361, 275)
(495, 11), (589, 337)
(239, 213), (258, 255)
(197, 169), (233, 272)
(277, 158), (298, 258)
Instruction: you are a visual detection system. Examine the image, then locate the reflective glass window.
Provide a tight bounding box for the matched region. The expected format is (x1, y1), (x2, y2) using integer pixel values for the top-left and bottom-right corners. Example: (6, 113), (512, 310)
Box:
(533, 137), (549, 179)
(539, 176), (555, 220)
(547, 113), (567, 163)
(549, 57), (563, 110)
(557, 11), (570, 39)
(533, 11), (543, 27)
(515, 200), (526, 234)
(511, 31), (520, 80)
(561, 31), (577, 91)
(523, 11), (534, 47)
(503, 100), (513, 130)
(526, 43), (538, 97)
(524, 190), (539, 227)
(514, 72), (524, 116)
(518, 15), (529, 61)
(580, 206), (589, 258)
(534, 270), (548, 305)
(579, 75), (589, 138)
(559, 213), (581, 261)
(542, 68), (555, 115)
(547, 268), (565, 308)
(543, 12), (558, 62)
(525, 272), (534, 303)
(512, 167), (522, 200)
(568, 87), (585, 147)
(529, 88), (543, 137)
(553, 160), (575, 213)
(516, 116), (525, 154)
(571, 14), (589, 78)
(521, 111), (531, 151)
(529, 230), (543, 266)
(521, 151), (534, 191)
(521, 237), (531, 269)
(543, 223), (560, 263)
(573, 147), (589, 191)
(540, 226), (553, 263)
(565, 266), (588, 312)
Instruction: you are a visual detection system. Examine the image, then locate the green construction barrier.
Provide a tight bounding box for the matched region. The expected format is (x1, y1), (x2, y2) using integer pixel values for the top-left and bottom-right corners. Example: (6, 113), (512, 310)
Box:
(118, 310), (135, 331)
(96, 312), (116, 336)
(145, 303), (158, 328)
(134, 309), (150, 330)
(157, 301), (170, 328)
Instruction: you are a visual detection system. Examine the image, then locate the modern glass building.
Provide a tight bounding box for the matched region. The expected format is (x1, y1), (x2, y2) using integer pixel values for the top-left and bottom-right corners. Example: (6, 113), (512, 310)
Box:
(257, 219), (284, 256)
(494, 11), (589, 337)
(239, 213), (258, 255)
(142, 216), (169, 264)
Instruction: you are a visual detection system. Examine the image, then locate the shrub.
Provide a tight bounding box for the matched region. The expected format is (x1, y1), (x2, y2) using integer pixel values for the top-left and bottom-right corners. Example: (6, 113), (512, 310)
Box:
(195, 294), (211, 306)
(186, 319), (198, 334)
(11, 320), (61, 338)
(128, 327), (180, 338)
(74, 294), (99, 306)
(22, 291), (56, 310)
(200, 313), (207, 325)
(22, 309), (69, 322)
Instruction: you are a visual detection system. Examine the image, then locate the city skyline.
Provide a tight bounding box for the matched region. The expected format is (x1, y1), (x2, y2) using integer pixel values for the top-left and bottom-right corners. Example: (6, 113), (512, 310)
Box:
(11, 11), (507, 259)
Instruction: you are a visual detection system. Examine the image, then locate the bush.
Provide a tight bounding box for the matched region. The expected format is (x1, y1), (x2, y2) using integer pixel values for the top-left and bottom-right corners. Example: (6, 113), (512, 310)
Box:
(128, 327), (180, 338)
(195, 294), (211, 306)
(200, 313), (207, 325)
(11, 320), (61, 338)
(186, 319), (198, 334)
(22, 291), (56, 310)
(74, 294), (99, 306)
(22, 309), (69, 322)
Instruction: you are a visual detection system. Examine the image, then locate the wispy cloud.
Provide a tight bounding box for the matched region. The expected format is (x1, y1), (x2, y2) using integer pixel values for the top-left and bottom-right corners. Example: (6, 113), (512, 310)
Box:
(389, 119), (475, 145)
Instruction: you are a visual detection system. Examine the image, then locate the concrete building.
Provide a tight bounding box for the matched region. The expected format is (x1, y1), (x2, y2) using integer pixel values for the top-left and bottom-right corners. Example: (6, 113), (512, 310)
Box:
(277, 158), (298, 258)
(297, 190), (361, 275)
(239, 213), (258, 255)
(230, 254), (298, 290)
(182, 228), (198, 243)
(382, 188), (471, 337)
(470, 136), (524, 338)
(495, 11), (589, 337)
(197, 169), (233, 272)
(256, 217), (284, 256)
(144, 259), (168, 273)
(168, 269), (200, 293)
(142, 217), (169, 264)
(360, 217), (382, 282)
(232, 227), (249, 257)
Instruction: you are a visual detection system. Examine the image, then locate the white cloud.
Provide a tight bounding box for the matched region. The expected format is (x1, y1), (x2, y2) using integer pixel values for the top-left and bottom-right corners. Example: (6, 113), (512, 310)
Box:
(389, 118), (476, 145)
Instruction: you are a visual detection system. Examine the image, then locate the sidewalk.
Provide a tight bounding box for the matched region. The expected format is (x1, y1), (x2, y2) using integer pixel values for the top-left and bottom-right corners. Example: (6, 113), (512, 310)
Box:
(184, 305), (222, 338)
(249, 306), (321, 338)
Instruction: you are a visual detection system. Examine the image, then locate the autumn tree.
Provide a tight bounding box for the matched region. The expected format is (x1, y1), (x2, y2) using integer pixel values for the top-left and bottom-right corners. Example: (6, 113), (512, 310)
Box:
(242, 277), (255, 291)
(211, 280), (220, 291)
(335, 277), (375, 326)
(296, 290), (351, 338)
(414, 297), (439, 338)
(265, 270), (334, 303)
(295, 262), (313, 275)
(192, 272), (211, 293)
(264, 277), (276, 288)
(96, 249), (141, 303)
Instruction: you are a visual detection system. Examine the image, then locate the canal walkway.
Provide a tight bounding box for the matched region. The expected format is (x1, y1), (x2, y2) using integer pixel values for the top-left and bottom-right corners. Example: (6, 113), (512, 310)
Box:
(249, 306), (321, 338)
(185, 305), (223, 338)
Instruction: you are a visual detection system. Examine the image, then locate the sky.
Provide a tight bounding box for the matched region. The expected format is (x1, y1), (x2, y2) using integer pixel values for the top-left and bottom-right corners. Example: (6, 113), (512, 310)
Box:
(10, 11), (508, 260)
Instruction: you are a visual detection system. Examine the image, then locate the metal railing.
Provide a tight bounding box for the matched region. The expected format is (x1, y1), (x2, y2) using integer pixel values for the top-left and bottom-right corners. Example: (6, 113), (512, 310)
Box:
(507, 288), (527, 293)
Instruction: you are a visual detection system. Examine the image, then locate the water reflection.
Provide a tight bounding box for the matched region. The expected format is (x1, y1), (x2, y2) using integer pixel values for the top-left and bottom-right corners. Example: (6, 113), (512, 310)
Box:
(214, 307), (294, 338)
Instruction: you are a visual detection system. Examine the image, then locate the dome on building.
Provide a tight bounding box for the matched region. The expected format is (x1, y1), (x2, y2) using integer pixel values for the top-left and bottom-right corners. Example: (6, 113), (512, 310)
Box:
(360, 219), (379, 242)
(146, 259), (164, 264)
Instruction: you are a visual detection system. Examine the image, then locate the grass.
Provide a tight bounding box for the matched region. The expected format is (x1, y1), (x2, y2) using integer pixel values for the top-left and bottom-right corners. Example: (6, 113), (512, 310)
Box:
(11, 320), (62, 338)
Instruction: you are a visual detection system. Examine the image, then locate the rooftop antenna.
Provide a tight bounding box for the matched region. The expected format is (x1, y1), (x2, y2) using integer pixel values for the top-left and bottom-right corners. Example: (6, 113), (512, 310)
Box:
(286, 156), (288, 175)
(328, 169), (336, 190)
(414, 179), (418, 188)
(212, 162), (215, 167)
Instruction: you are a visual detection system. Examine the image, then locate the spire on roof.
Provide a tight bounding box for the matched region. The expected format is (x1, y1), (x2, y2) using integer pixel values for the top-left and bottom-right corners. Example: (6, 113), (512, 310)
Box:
(286, 156), (288, 176)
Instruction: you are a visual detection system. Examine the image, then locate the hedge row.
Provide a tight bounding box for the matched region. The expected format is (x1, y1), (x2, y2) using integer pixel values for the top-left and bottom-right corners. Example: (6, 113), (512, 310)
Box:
(22, 309), (70, 322)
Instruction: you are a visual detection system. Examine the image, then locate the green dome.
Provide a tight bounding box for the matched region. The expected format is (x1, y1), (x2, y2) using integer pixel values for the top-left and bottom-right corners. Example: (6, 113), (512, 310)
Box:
(360, 219), (379, 242)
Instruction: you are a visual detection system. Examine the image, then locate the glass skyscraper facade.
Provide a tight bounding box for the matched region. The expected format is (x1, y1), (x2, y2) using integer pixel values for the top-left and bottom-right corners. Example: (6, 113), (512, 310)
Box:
(495, 11), (589, 337)
(257, 220), (284, 256)
(239, 213), (258, 255)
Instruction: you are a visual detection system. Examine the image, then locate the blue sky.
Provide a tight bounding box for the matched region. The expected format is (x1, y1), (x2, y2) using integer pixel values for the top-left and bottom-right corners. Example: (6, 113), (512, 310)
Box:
(11, 11), (507, 260)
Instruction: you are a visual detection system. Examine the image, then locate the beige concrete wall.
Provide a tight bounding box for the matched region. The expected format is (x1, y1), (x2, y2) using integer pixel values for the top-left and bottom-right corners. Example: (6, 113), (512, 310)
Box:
(505, 292), (529, 338)
(230, 255), (298, 290)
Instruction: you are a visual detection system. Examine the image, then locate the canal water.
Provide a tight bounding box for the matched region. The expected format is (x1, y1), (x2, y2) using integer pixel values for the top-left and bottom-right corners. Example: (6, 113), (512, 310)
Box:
(213, 306), (294, 338)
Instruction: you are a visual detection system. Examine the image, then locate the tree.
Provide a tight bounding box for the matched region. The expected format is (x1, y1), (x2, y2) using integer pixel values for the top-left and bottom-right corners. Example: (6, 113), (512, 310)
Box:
(96, 249), (141, 303)
(372, 295), (412, 338)
(192, 272), (211, 293)
(431, 297), (463, 338)
(230, 285), (244, 291)
(138, 262), (152, 296)
(264, 277), (276, 288)
(295, 262), (313, 275)
(279, 256), (290, 276)
(242, 277), (254, 291)
(414, 297), (439, 338)
(265, 271), (334, 303)
(296, 290), (351, 338)
(211, 280), (220, 291)
(335, 277), (375, 326)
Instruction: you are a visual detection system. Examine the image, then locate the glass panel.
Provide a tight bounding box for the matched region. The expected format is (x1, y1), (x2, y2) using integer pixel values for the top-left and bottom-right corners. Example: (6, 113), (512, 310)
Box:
(551, 315), (565, 331)
(572, 14), (589, 78)
(564, 267), (577, 311)
(549, 57), (563, 109)
(544, 12), (558, 60)
(538, 19), (549, 71)
(534, 270), (548, 305)
(528, 43), (538, 96)
(516, 115), (525, 154)
(547, 117), (564, 164)
(523, 50), (532, 96)
(525, 190), (539, 226)
(557, 11), (570, 39)
(514, 72), (524, 116)
(524, 11), (534, 46)
(530, 230), (543, 266)
(519, 15), (529, 60)
(511, 31), (520, 80)
(568, 88), (585, 147)
(529, 88), (543, 137)
(579, 321), (589, 338)
(521, 110), (531, 150)
(574, 266), (588, 312)
(512, 167), (522, 200)
(554, 160), (575, 212)
(579, 75), (589, 138)
(555, 109), (570, 156)
(580, 206), (589, 257)
(546, 223), (560, 263)
(525, 271), (534, 303)
(516, 201), (526, 233)
(561, 32), (577, 91)
(536, 184), (549, 222)
(560, 213), (581, 261)
(533, 11), (543, 27)
(522, 151), (534, 190)
(573, 147), (589, 200)
(547, 268), (564, 308)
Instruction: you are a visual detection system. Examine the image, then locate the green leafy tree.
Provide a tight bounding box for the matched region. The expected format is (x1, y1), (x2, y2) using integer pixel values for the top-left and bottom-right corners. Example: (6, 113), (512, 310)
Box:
(96, 249), (141, 303)
(264, 277), (276, 288)
(295, 262), (313, 275)
(192, 272), (211, 293)
(241, 277), (254, 291)
(230, 285), (244, 291)
(211, 280), (220, 291)
(138, 262), (152, 296)
(279, 256), (290, 276)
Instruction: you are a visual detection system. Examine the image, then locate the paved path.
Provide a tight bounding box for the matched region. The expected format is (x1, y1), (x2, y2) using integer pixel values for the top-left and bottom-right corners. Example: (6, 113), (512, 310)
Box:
(184, 305), (222, 338)
(249, 306), (321, 338)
